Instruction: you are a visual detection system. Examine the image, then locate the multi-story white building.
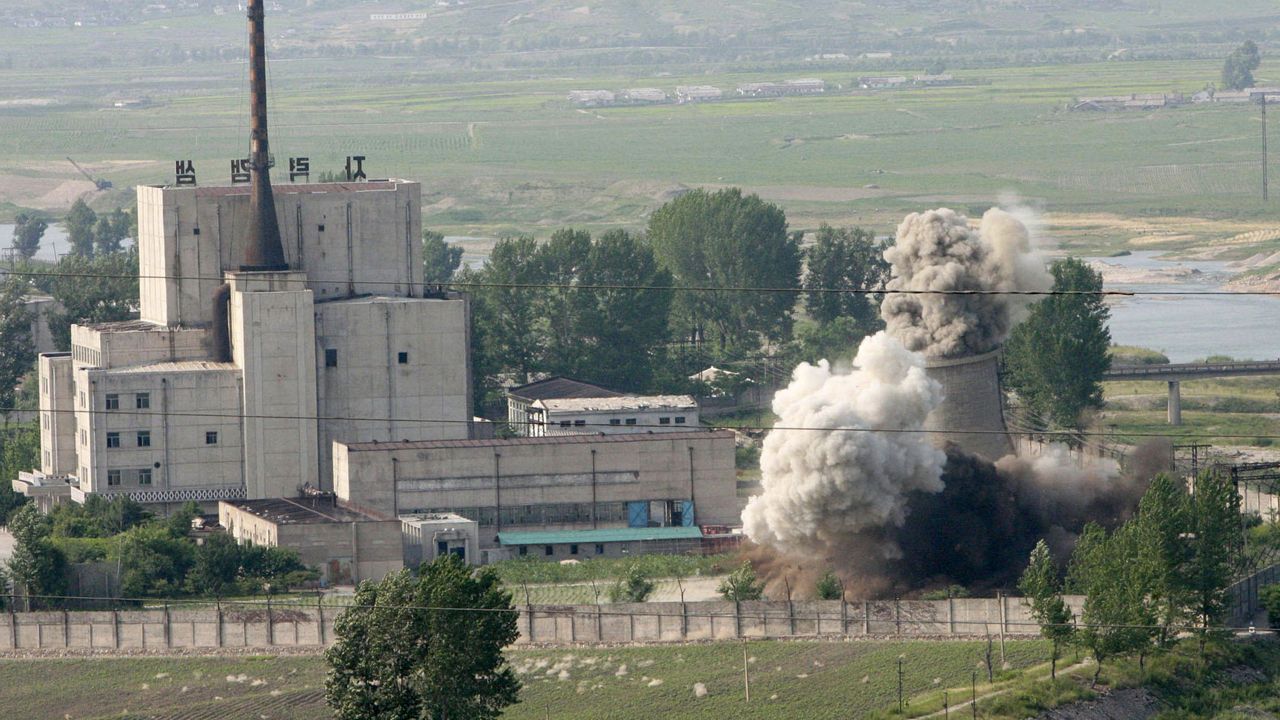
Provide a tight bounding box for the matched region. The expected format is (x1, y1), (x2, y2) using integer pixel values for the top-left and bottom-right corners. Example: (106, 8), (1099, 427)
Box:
(526, 395), (700, 436)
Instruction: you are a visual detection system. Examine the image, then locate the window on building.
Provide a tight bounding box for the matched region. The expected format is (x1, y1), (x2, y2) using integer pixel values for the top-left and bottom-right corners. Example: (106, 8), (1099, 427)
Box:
(325, 349), (338, 367)
(397, 351), (408, 364)
(136, 430), (151, 447)
(544, 545), (554, 556)
(80, 429), (86, 445)
(518, 545), (527, 556)
(573, 419), (586, 427)
(570, 544), (579, 555)
(43, 451), (50, 466)
(40, 377), (47, 394)
(136, 393), (150, 409)
(595, 544), (605, 555)
(138, 468), (152, 485)
(625, 418), (637, 426)
(674, 416), (686, 424)
(206, 431), (218, 445)
(559, 420), (572, 428)
(659, 417), (671, 425)
(42, 415), (48, 429)
(106, 432), (120, 449)
(609, 419), (621, 426)
(107, 469), (121, 486)
(79, 391), (85, 407)
(105, 394), (119, 410)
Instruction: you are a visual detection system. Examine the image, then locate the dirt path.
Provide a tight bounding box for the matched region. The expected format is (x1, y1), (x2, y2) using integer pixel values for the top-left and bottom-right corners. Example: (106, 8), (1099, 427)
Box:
(915, 661), (1091, 719)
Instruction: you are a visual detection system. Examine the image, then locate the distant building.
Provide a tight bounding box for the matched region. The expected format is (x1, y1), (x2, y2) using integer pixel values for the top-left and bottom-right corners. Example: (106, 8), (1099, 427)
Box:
(859, 76), (908, 90)
(675, 85), (723, 103)
(913, 73), (955, 86)
(506, 376), (621, 436)
(24, 294), (60, 355)
(1072, 93), (1184, 111)
(568, 90), (616, 107)
(527, 395), (699, 436)
(737, 79), (826, 97)
(622, 87), (668, 104)
(401, 512), (479, 567)
(860, 52), (893, 60)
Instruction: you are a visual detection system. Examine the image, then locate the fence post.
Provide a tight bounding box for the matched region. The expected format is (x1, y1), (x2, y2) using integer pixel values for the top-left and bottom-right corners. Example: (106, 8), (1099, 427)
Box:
(998, 592), (1007, 664)
(948, 591), (956, 635)
(734, 601), (742, 639)
(569, 607), (576, 643)
(863, 600), (870, 635)
(63, 608), (70, 648)
(266, 595), (273, 647)
(595, 603), (603, 642)
(317, 594), (325, 645)
(163, 602), (170, 648)
(6, 598), (14, 650)
(681, 601), (688, 640)
(112, 608), (119, 649)
(216, 598), (223, 648)
(894, 597), (901, 637)
(840, 599), (848, 636)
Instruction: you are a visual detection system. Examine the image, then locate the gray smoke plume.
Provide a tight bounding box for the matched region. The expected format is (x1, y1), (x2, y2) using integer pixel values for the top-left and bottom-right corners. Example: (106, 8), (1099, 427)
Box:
(880, 207), (1051, 359)
(741, 331), (946, 560)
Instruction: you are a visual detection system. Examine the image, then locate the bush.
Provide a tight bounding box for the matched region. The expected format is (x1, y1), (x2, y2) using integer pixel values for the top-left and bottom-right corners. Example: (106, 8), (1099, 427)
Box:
(607, 564), (655, 603)
(815, 570), (843, 600)
(718, 562), (764, 602)
(1108, 345), (1169, 366)
(735, 444), (760, 469)
(1262, 584), (1280, 629)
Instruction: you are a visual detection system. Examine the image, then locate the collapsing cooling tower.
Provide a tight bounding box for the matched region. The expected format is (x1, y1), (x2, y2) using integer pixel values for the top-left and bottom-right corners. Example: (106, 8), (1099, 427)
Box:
(922, 349), (1013, 461)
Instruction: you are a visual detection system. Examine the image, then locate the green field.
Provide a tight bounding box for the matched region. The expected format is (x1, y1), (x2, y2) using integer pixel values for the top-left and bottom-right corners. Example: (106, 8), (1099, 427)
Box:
(1102, 375), (1280, 448)
(0, 639), (1051, 720)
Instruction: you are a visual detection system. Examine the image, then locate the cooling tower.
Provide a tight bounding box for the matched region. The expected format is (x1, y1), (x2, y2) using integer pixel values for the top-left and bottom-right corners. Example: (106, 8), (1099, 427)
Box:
(922, 349), (1014, 461)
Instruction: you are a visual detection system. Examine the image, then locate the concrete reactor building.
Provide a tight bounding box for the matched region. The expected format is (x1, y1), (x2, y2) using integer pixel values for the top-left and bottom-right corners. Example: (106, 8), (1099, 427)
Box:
(921, 349), (1015, 461)
(14, 2), (470, 513)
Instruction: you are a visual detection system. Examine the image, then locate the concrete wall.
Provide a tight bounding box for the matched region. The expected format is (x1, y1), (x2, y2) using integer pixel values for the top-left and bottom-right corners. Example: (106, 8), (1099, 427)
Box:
(278, 520), (403, 584)
(71, 324), (208, 371)
(137, 181), (422, 328)
(0, 595), (1079, 653)
(230, 271), (319, 500)
(314, 296), (471, 489)
(39, 354), (76, 475)
(333, 431), (738, 546)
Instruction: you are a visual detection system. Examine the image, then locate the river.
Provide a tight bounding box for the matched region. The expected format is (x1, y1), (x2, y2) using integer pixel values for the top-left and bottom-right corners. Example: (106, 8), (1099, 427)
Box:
(1091, 250), (1280, 363)
(0, 223), (71, 263)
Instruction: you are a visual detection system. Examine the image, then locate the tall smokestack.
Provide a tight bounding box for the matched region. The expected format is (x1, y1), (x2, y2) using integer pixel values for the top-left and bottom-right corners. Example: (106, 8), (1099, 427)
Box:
(241, 0), (288, 272)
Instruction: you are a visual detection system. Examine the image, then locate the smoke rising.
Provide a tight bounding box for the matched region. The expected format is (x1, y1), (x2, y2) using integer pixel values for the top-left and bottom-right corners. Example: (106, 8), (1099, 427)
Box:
(741, 331), (946, 559)
(880, 207), (1051, 359)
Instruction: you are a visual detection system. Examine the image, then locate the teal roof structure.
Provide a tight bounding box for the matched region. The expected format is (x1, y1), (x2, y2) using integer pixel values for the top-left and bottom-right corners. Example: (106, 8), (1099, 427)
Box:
(497, 526), (704, 546)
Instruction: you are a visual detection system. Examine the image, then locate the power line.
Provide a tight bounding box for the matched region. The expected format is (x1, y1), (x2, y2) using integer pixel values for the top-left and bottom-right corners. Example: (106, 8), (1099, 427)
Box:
(8, 266), (1280, 297)
(6, 405), (1280, 443)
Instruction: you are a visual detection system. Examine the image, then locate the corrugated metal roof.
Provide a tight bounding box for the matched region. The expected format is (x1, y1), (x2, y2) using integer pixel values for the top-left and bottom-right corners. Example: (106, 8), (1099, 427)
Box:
(497, 526), (704, 545)
(535, 395), (697, 413)
(345, 429), (731, 451)
(507, 376), (622, 402)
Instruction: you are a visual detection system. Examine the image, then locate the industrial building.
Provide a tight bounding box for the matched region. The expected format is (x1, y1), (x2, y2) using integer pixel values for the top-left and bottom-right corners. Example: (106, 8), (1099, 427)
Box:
(506, 376), (620, 436)
(331, 431), (737, 564)
(526, 395), (699, 436)
(14, 0), (472, 512)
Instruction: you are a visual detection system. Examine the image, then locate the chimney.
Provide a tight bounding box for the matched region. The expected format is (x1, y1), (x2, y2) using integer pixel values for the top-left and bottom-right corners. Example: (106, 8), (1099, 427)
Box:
(241, 0), (288, 272)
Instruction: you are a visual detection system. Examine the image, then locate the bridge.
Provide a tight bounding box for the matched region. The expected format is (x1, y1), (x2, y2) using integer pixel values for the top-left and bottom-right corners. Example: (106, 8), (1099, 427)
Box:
(1103, 360), (1280, 425)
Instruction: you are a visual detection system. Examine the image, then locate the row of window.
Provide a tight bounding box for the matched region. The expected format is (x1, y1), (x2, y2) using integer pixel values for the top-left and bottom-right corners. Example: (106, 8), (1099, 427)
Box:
(100, 431), (218, 448)
(518, 543), (606, 557)
(103, 393), (149, 410)
(324, 349), (411, 368)
(106, 468), (152, 486)
(417, 502), (630, 528)
(552, 416), (687, 428)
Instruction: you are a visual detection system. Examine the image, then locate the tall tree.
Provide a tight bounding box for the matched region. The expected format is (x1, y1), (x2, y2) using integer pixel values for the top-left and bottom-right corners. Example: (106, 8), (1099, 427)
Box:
(0, 423), (37, 524)
(1185, 471), (1244, 655)
(423, 229), (463, 284)
(46, 249), (140, 350)
(1003, 258), (1110, 431)
(0, 278), (35, 423)
(93, 208), (131, 256)
(575, 229), (672, 391)
(647, 188), (800, 356)
(534, 228), (592, 378)
(472, 236), (543, 384)
(1135, 473), (1192, 646)
(1068, 522), (1152, 684)
(1222, 40), (1262, 91)
(325, 554), (520, 720)
(803, 224), (888, 330)
(64, 198), (97, 258)
(1018, 540), (1074, 679)
(5, 503), (67, 610)
(11, 213), (47, 260)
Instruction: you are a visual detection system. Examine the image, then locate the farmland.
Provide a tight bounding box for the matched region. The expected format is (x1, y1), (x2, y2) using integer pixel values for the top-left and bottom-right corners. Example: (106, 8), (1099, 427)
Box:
(0, 638), (1051, 720)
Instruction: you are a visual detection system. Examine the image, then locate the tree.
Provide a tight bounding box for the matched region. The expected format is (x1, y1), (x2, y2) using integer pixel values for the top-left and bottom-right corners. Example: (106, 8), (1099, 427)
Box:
(64, 198), (97, 258)
(718, 562), (764, 602)
(1222, 40), (1262, 91)
(1068, 523), (1151, 684)
(0, 278), (35, 423)
(534, 228), (592, 379)
(1003, 258), (1111, 431)
(325, 554), (520, 720)
(0, 423), (37, 525)
(608, 563), (655, 603)
(423, 229), (463, 284)
(5, 503), (67, 609)
(92, 208), (131, 256)
(647, 188), (801, 356)
(1134, 474), (1192, 646)
(471, 236), (543, 383)
(11, 213), (47, 260)
(45, 249), (139, 350)
(1018, 540), (1074, 679)
(1185, 471), (1244, 655)
(815, 570), (842, 600)
(115, 524), (195, 597)
(802, 224), (888, 330)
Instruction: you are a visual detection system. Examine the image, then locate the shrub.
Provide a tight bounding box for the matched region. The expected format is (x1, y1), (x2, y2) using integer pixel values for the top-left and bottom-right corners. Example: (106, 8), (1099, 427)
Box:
(815, 570), (843, 600)
(1262, 584), (1280, 629)
(718, 562), (764, 602)
(607, 564), (655, 603)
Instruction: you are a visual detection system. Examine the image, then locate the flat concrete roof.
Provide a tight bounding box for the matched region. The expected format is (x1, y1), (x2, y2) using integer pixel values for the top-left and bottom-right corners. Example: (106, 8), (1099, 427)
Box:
(221, 497), (383, 525)
(498, 526), (703, 545)
(97, 360), (238, 375)
(343, 429), (732, 452)
(507, 376), (621, 402)
(535, 395), (697, 413)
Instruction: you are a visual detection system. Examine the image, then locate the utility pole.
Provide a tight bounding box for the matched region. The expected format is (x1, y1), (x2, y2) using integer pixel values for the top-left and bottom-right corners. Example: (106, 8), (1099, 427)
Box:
(742, 643), (751, 702)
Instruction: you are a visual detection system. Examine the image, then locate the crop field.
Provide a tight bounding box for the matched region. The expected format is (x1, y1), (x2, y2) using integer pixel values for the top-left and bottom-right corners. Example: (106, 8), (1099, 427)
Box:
(3, 50), (1279, 245)
(0, 638), (1051, 720)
